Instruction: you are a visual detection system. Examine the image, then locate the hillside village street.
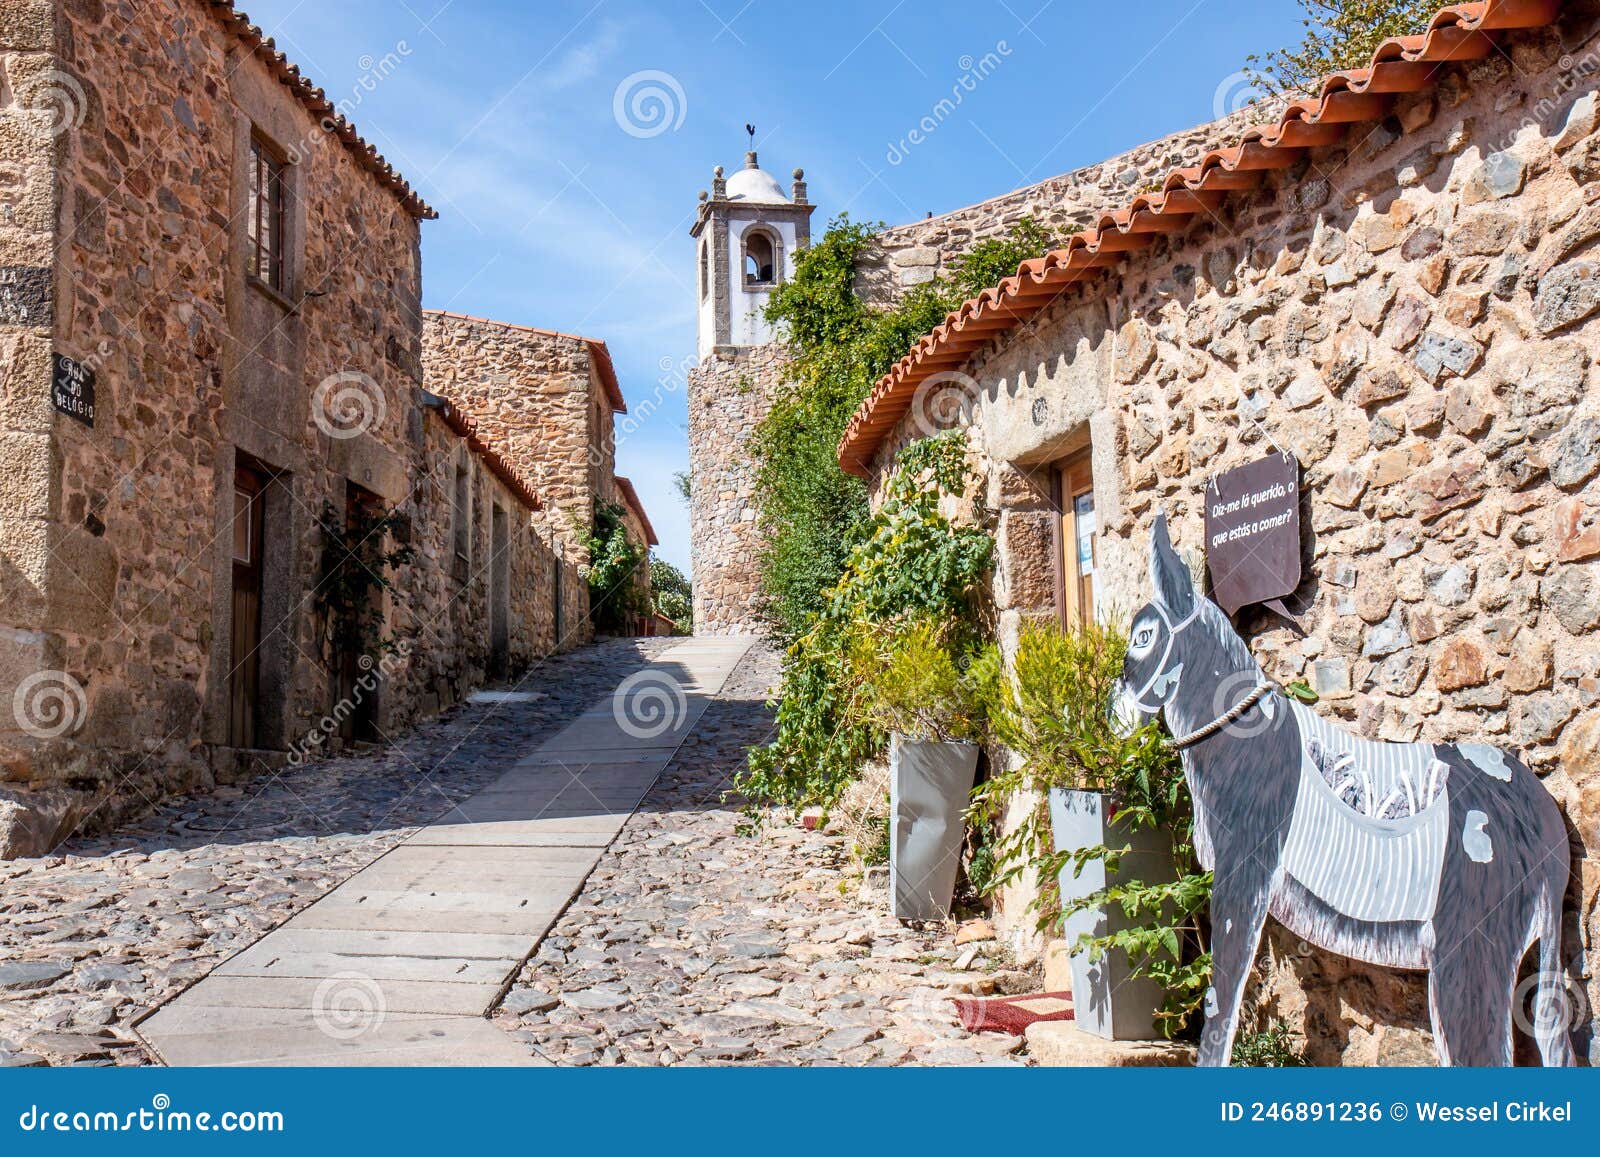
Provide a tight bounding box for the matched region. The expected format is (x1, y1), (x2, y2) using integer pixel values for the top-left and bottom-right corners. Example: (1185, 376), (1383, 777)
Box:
(0, 641), (1023, 1068)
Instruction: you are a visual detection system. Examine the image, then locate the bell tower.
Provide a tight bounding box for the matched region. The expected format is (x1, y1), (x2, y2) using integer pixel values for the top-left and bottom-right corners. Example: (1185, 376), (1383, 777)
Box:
(686, 147), (817, 635)
(690, 150), (815, 360)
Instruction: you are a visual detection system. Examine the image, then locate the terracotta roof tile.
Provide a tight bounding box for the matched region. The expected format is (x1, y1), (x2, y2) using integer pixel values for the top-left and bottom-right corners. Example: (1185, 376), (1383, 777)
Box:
(423, 310), (628, 413)
(838, 0), (1564, 477)
(207, 2), (436, 219)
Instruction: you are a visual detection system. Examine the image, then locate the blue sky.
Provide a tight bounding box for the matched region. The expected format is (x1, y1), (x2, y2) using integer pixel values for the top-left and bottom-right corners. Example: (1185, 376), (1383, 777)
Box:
(243, 0), (1307, 573)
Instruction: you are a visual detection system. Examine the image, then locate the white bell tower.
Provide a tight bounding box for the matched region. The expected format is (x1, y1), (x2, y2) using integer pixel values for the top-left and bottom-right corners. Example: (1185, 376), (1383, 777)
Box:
(690, 149), (816, 361)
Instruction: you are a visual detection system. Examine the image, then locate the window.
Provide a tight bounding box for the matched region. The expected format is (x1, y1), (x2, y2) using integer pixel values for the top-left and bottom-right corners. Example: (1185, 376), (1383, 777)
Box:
(248, 134), (288, 293)
(452, 460), (472, 565)
(699, 242), (709, 301)
(743, 230), (776, 287)
(1055, 450), (1098, 626)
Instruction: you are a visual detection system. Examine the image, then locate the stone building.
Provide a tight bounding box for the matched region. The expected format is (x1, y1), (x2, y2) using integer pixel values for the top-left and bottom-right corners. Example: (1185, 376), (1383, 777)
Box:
(422, 309), (634, 645)
(613, 473), (659, 630)
(0, 0), (567, 856)
(686, 153), (813, 634)
(839, 1), (1600, 1063)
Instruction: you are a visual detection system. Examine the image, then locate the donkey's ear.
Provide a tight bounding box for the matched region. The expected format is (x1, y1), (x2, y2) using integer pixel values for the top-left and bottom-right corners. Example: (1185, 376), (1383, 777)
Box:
(1149, 513), (1196, 616)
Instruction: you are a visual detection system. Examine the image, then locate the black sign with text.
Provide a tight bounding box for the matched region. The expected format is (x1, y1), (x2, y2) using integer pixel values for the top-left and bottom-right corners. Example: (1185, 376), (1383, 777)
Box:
(52, 354), (96, 427)
(1204, 451), (1301, 616)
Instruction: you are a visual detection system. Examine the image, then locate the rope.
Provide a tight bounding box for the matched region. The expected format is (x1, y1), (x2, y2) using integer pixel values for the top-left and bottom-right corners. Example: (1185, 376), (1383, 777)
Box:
(1167, 683), (1274, 751)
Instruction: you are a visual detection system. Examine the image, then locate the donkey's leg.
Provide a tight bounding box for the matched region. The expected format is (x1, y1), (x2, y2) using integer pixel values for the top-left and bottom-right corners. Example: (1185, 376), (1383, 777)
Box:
(1198, 863), (1275, 1067)
(1534, 886), (1575, 1067)
(1427, 934), (1517, 1067)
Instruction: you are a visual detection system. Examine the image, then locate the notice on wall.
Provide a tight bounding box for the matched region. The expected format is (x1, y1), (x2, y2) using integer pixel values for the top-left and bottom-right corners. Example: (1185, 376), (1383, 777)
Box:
(1204, 451), (1301, 616)
(52, 354), (96, 427)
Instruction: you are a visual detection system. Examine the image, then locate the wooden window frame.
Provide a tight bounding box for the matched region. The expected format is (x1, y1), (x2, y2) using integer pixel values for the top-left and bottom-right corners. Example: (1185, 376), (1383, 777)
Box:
(247, 132), (289, 296)
(1053, 450), (1098, 628)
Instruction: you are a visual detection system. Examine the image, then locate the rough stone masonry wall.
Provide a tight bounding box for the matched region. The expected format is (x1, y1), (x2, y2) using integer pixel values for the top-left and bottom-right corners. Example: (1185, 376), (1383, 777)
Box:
(687, 342), (783, 635)
(0, 0), (557, 856)
(421, 310), (602, 646)
(866, 16), (1600, 1065)
(856, 102), (1284, 303)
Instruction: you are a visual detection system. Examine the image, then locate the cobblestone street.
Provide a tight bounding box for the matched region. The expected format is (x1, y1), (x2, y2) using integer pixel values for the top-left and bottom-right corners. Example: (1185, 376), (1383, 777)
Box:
(1, 640), (1025, 1068)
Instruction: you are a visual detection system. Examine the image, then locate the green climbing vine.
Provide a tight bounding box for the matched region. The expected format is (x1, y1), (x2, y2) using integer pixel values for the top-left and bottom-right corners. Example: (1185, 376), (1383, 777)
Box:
(751, 214), (1056, 643)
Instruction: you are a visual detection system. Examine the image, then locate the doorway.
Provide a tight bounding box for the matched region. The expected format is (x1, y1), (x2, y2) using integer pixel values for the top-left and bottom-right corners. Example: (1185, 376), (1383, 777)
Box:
(1054, 450), (1099, 627)
(229, 463), (268, 748)
(490, 505), (510, 678)
(335, 481), (383, 745)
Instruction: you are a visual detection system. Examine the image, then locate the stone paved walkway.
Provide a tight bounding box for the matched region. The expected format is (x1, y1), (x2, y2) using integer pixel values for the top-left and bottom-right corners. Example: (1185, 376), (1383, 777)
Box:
(2, 639), (1031, 1068)
(0, 639), (678, 1067)
(494, 645), (1029, 1067)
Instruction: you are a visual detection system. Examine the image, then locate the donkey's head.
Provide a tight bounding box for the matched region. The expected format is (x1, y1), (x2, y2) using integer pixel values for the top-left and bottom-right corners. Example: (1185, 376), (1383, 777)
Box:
(1118, 513), (1201, 729)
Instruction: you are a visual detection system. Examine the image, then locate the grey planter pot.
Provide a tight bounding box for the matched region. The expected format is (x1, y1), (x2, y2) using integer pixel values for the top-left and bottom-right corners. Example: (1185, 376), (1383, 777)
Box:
(1050, 787), (1176, 1041)
(889, 736), (980, 922)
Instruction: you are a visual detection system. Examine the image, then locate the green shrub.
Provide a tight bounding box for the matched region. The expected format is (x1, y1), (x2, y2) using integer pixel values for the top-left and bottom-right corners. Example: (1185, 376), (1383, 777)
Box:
(649, 557), (693, 635)
(970, 618), (1213, 1037)
(584, 502), (647, 633)
(848, 616), (989, 743)
(1232, 1022), (1309, 1067)
(738, 432), (992, 812)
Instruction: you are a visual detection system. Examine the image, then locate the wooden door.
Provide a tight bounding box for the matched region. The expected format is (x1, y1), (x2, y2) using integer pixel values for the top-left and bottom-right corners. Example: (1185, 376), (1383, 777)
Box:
(229, 464), (266, 748)
(1055, 451), (1098, 627)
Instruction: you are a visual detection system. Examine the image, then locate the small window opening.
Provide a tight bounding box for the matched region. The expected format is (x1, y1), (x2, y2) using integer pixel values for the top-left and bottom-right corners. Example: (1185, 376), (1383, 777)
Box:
(743, 231), (776, 286)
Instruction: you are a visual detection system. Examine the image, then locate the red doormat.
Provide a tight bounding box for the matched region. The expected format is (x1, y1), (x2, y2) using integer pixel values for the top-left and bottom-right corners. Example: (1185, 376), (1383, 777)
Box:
(951, 991), (1075, 1036)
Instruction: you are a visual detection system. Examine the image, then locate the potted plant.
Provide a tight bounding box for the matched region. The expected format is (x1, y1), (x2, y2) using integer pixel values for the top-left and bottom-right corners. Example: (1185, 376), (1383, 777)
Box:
(850, 617), (989, 922)
(973, 620), (1204, 1042)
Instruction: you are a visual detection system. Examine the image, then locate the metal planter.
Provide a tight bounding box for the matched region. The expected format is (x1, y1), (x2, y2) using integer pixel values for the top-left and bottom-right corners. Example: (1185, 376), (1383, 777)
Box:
(889, 736), (980, 921)
(1050, 787), (1176, 1040)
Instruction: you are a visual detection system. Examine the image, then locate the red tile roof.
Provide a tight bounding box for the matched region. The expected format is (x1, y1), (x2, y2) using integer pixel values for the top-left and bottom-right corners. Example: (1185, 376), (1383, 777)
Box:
(424, 310), (629, 413)
(613, 477), (660, 546)
(207, 2), (436, 219)
(422, 393), (543, 511)
(838, 0), (1564, 477)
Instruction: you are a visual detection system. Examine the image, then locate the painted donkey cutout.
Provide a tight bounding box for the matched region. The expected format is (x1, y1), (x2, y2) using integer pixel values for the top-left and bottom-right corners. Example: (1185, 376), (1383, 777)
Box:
(1121, 514), (1573, 1067)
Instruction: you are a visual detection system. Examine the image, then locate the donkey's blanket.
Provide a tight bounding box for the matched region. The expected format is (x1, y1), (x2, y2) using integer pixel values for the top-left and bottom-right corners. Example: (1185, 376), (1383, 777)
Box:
(1279, 702), (1451, 924)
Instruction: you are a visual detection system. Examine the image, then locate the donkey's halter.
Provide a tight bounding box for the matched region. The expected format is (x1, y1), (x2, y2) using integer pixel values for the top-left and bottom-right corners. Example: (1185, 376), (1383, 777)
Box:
(1130, 597), (1273, 751)
(1128, 598), (1204, 714)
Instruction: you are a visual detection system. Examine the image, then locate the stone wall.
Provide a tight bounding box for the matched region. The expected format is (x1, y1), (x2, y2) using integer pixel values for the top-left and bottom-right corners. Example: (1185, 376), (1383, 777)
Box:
(422, 309), (626, 646)
(862, 18), (1600, 1064)
(0, 0), (562, 856)
(856, 103), (1282, 303)
(687, 342), (783, 635)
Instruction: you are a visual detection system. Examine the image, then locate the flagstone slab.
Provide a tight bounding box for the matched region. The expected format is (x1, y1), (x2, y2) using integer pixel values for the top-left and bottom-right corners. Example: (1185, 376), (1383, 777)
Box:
(226, 927), (534, 961)
(171, 976), (503, 1017)
(138, 637), (754, 1067)
(289, 905), (561, 937)
(144, 1013), (536, 1068)
(215, 949), (514, 984)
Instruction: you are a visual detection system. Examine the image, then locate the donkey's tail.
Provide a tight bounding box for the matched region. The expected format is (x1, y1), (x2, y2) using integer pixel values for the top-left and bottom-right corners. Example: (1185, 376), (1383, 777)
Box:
(1532, 886), (1576, 1067)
